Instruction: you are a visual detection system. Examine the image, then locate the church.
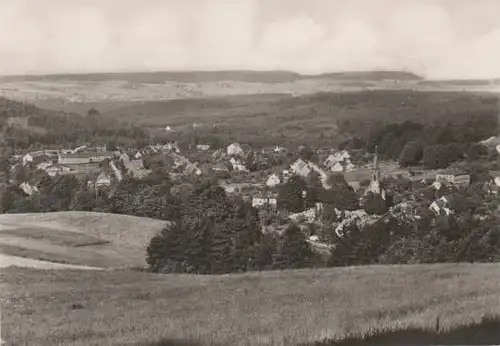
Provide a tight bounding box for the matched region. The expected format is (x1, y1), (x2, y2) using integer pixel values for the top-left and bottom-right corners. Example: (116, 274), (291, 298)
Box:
(366, 146), (387, 201)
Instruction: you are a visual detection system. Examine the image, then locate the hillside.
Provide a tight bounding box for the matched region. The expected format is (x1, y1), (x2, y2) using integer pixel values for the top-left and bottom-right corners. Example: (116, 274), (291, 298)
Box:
(0, 212), (169, 268)
(106, 90), (499, 148)
(2, 89), (498, 150)
(0, 70), (421, 84)
(1, 263), (500, 345)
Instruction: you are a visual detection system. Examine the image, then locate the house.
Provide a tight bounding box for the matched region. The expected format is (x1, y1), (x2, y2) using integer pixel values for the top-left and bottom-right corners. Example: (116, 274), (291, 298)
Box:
(22, 151), (46, 166)
(324, 150), (350, 167)
(343, 168), (371, 192)
(96, 144), (107, 152)
(212, 149), (225, 159)
(95, 172), (111, 187)
(435, 169), (471, 187)
(162, 142), (181, 154)
(45, 164), (71, 177)
(19, 182), (38, 196)
(184, 163), (202, 176)
(329, 161), (344, 172)
(109, 161), (123, 182)
(90, 152), (114, 162)
(230, 157), (247, 172)
(252, 196), (277, 209)
(212, 162), (229, 172)
(429, 196), (453, 215)
(290, 159), (311, 177)
(196, 144), (210, 151)
(289, 208), (318, 223)
(120, 154), (151, 179)
(58, 152), (91, 165)
(227, 143), (244, 156)
(266, 173), (281, 187)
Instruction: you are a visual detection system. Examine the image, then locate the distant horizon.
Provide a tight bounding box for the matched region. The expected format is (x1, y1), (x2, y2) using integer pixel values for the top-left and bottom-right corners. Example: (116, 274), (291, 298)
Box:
(2, 68), (500, 82)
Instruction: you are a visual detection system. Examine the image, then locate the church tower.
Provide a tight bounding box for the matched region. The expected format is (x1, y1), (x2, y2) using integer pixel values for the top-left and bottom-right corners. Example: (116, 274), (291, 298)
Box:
(369, 145), (384, 198)
(372, 145), (381, 186)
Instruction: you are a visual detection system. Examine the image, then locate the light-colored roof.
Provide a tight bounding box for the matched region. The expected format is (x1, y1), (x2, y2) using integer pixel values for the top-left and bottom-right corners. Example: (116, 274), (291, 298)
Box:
(436, 168), (469, 176)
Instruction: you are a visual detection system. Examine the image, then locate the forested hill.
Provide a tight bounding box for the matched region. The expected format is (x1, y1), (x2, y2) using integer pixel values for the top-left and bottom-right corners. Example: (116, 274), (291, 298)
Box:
(0, 97), (147, 149)
(0, 70), (423, 84)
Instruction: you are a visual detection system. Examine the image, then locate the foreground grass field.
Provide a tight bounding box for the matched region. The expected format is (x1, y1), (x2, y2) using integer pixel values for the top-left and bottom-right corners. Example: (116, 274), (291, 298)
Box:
(2, 263), (500, 345)
(0, 212), (169, 268)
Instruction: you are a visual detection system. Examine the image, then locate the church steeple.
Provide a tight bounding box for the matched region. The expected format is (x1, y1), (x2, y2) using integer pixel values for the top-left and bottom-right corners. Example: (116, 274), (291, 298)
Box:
(368, 145), (383, 197)
(373, 145), (381, 184)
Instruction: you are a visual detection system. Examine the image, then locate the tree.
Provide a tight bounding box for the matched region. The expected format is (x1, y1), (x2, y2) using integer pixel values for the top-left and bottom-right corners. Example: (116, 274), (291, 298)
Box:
(423, 144), (454, 169)
(398, 141), (423, 167)
(321, 174), (359, 210)
(299, 145), (315, 161)
(0, 128), (11, 211)
(363, 192), (389, 215)
(466, 143), (488, 161)
(277, 224), (314, 269)
(278, 175), (307, 212)
(306, 171), (323, 207)
(146, 223), (190, 273)
(70, 182), (96, 211)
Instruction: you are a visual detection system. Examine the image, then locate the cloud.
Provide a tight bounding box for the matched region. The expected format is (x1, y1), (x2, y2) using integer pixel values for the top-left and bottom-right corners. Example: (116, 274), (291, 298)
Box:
(1, 0), (500, 78)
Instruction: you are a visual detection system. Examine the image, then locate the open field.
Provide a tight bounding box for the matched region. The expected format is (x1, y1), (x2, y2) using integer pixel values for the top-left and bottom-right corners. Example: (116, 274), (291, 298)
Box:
(0, 212), (169, 268)
(1, 263), (500, 345)
(1, 70), (499, 116)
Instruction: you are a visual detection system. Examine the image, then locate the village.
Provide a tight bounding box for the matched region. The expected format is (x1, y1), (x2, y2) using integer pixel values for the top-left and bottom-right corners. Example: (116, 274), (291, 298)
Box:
(9, 132), (500, 253)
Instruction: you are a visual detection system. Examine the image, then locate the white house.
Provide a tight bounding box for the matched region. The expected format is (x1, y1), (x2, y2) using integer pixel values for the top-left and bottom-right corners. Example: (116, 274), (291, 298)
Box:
(227, 143), (244, 156)
(45, 164), (71, 177)
(19, 182), (38, 196)
(435, 170), (471, 187)
(266, 173), (281, 187)
(252, 196), (277, 209)
(184, 163), (202, 176)
(429, 196), (453, 215)
(324, 151), (350, 166)
(291, 159), (311, 177)
(309, 235), (320, 242)
(95, 172), (111, 187)
(230, 157), (247, 172)
(329, 161), (344, 172)
(197, 144), (210, 151)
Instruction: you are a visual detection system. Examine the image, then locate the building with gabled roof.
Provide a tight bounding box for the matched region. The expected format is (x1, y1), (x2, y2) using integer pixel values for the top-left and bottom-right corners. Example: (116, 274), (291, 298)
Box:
(227, 143), (244, 156)
(435, 168), (470, 187)
(290, 158), (311, 177)
(95, 172), (112, 187)
(266, 173), (281, 187)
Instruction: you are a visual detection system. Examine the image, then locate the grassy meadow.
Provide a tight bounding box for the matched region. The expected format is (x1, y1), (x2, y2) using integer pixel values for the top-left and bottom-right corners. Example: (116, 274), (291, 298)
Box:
(2, 263), (500, 345)
(0, 212), (169, 268)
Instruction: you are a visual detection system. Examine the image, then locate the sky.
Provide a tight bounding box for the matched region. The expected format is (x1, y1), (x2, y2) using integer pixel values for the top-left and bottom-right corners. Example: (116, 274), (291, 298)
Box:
(1, 0), (500, 79)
